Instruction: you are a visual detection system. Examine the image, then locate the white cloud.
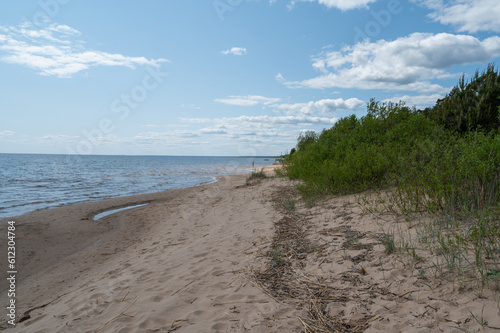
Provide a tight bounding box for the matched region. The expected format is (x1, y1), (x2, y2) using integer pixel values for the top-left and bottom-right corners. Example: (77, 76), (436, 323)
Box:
(127, 131), (205, 150)
(275, 73), (286, 82)
(215, 95), (364, 115)
(275, 98), (364, 115)
(132, 122), (304, 152)
(221, 47), (247, 56)
(281, 33), (500, 93)
(232, 115), (339, 125)
(215, 95), (281, 106)
(0, 130), (15, 136)
(174, 113), (340, 154)
(199, 127), (230, 135)
(135, 130), (200, 141)
(39, 134), (80, 142)
(184, 114), (339, 126)
(414, 0), (500, 33)
(214, 95), (364, 120)
(383, 94), (444, 109)
(181, 104), (201, 110)
(0, 23), (168, 78)
(290, 0), (376, 10)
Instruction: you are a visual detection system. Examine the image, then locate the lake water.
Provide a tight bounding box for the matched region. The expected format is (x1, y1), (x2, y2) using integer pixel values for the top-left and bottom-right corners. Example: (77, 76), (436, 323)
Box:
(0, 154), (276, 218)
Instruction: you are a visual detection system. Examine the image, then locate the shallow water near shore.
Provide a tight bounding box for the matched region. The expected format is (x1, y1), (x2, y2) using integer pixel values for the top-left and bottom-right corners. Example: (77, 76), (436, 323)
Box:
(93, 203), (149, 220)
(0, 153), (275, 218)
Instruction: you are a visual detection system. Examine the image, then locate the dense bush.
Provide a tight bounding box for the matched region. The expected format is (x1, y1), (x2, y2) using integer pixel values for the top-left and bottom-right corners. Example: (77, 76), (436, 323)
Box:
(394, 131), (500, 215)
(283, 66), (500, 287)
(285, 100), (445, 197)
(284, 66), (500, 217)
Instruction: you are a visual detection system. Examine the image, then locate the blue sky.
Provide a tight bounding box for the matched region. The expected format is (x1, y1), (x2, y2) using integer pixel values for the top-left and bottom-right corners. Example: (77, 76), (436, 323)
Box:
(1, 0), (499, 156)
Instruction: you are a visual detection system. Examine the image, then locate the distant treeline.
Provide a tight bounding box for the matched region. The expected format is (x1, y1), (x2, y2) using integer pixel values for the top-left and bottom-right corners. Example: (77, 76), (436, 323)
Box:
(283, 64), (500, 217)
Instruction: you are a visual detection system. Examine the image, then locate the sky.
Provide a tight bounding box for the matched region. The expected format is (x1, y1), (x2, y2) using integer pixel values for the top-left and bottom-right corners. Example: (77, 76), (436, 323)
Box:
(0, 0), (499, 156)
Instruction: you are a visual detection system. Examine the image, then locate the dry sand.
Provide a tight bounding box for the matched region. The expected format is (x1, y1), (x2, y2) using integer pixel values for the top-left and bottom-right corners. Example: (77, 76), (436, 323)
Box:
(1, 173), (499, 332)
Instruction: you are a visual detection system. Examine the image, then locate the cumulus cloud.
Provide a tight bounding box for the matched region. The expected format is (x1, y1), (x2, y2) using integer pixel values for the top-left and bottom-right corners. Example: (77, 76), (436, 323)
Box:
(215, 95), (365, 119)
(133, 115), (335, 153)
(383, 94), (444, 109)
(199, 126), (230, 135)
(229, 115), (339, 125)
(184, 114), (339, 126)
(172, 113), (340, 154)
(221, 47), (247, 56)
(281, 33), (500, 93)
(0, 23), (168, 78)
(275, 98), (364, 115)
(215, 95), (281, 106)
(290, 0), (377, 10)
(215, 95), (363, 114)
(413, 0), (500, 33)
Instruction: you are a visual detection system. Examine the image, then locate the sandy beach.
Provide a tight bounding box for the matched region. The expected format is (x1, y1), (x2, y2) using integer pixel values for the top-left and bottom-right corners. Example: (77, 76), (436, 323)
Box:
(1, 172), (499, 332)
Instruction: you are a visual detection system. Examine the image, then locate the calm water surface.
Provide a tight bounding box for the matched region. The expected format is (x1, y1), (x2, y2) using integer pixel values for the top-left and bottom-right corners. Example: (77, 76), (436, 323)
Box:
(0, 154), (276, 218)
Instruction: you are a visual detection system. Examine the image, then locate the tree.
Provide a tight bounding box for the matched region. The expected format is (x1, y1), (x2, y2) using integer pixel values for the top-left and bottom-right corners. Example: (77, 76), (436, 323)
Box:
(429, 64), (500, 133)
(296, 131), (318, 151)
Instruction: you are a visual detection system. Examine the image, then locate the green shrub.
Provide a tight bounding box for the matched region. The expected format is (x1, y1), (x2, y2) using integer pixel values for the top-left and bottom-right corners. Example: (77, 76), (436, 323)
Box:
(285, 100), (440, 197)
(283, 68), (500, 218)
(247, 171), (268, 181)
(281, 65), (500, 288)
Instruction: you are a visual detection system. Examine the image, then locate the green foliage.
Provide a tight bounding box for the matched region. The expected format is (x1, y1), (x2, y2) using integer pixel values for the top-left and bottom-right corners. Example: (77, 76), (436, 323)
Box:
(247, 171), (268, 181)
(429, 63), (500, 133)
(296, 130), (318, 152)
(389, 131), (500, 216)
(487, 270), (500, 279)
(282, 65), (500, 289)
(284, 66), (500, 218)
(383, 234), (396, 254)
(285, 99), (443, 198)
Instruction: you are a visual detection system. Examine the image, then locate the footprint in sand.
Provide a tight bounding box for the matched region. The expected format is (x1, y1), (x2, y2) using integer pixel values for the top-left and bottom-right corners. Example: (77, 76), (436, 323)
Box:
(211, 322), (228, 331)
(187, 310), (206, 324)
(211, 269), (225, 276)
(151, 295), (163, 302)
(106, 271), (133, 294)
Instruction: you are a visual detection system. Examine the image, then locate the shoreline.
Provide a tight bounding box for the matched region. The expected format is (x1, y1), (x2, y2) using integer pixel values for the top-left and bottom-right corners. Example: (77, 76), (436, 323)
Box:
(0, 171), (246, 221)
(2, 170), (499, 332)
(0, 154), (276, 220)
(0, 172), (256, 291)
(0, 173), (294, 332)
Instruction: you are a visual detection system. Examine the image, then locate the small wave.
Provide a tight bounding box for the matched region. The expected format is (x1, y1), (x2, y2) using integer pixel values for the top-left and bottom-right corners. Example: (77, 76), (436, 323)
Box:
(5, 199), (62, 209)
(31, 178), (60, 183)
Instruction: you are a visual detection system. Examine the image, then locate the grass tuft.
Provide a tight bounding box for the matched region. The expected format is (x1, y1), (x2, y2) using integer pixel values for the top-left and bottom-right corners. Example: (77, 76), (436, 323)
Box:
(247, 171), (268, 181)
